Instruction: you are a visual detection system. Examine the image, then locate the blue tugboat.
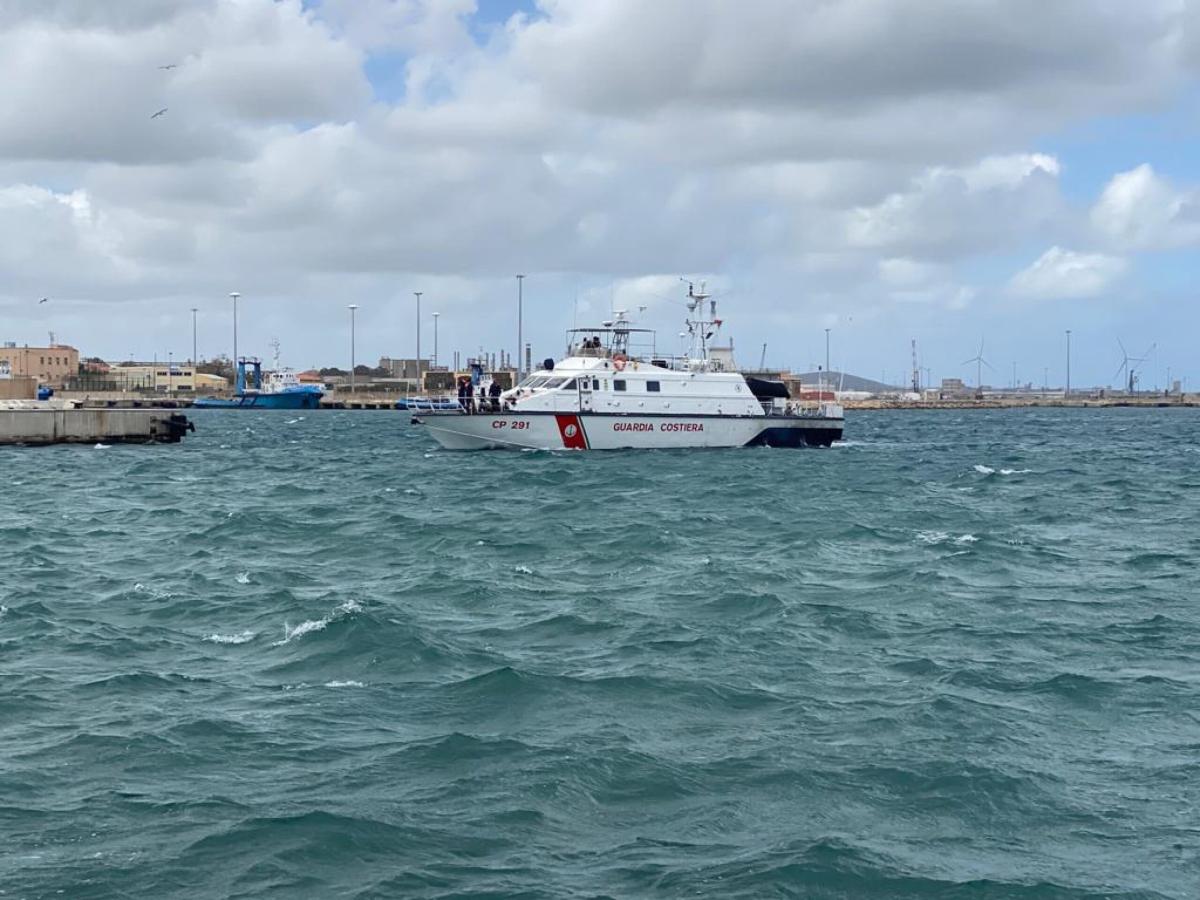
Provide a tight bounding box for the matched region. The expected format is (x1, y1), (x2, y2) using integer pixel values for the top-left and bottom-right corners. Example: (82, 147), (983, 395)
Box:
(194, 357), (323, 410)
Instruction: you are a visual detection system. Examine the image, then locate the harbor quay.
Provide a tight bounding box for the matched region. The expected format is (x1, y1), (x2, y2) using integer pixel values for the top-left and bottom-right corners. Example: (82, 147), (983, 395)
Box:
(0, 402), (193, 445)
(44, 388), (1200, 412)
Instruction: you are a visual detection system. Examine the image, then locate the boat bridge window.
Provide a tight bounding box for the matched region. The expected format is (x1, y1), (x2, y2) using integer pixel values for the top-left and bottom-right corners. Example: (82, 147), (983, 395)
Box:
(646, 381), (661, 392)
(592, 379), (600, 390)
(613, 379), (627, 392)
(560, 378), (577, 390)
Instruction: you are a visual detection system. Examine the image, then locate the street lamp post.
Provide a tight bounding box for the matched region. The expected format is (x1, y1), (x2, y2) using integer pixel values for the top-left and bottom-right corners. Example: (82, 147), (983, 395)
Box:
(824, 327), (831, 375)
(432, 312), (440, 369)
(168, 351), (173, 394)
(191, 307), (198, 367)
(348, 304), (358, 393)
(516, 274), (525, 381)
(1065, 329), (1071, 397)
(413, 292), (423, 388)
(229, 292), (240, 370)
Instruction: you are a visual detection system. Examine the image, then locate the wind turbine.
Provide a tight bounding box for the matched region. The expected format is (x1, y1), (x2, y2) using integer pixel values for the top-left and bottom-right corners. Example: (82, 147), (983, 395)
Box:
(1113, 339), (1132, 393)
(1127, 342), (1156, 394)
(961, 338), (994, 391)
(1114, 339), (1157, 393)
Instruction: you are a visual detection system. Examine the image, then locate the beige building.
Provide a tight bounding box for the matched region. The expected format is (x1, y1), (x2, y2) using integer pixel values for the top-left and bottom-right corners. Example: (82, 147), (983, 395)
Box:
(1, 342), (80, 387)
(107, 365), (228, 393)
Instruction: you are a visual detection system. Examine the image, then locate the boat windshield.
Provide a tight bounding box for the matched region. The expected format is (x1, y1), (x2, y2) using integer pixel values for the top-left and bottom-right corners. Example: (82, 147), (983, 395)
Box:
(521, 375), (551, 389)
(543, 377), (570, 389)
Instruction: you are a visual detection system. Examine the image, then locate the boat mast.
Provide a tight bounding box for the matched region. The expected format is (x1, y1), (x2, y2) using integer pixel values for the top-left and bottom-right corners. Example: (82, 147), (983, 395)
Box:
(682, 280), (721, 369)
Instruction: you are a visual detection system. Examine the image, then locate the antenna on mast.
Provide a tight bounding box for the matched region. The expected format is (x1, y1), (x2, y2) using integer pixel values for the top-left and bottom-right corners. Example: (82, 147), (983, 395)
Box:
(911, 338), (920, 392)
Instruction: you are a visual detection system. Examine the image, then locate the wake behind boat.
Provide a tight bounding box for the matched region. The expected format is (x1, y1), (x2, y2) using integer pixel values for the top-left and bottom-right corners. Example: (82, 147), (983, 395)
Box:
(413, 284), (843, 450)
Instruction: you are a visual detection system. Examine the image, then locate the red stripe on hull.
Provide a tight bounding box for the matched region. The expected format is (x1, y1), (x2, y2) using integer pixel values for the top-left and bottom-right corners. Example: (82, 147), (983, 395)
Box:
(554, 414), (588, 449)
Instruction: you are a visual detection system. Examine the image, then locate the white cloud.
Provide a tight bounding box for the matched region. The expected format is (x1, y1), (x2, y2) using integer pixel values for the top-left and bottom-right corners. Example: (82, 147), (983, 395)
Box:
(1009, 246), (1128, 300)
(846, 154), (1064, 257)
(0, 0), (1194, 373)
(1091, 163), (1200, 250)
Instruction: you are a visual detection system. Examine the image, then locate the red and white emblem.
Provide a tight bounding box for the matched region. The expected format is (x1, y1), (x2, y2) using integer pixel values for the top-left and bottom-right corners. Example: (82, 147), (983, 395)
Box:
(555, 414), (588, 449)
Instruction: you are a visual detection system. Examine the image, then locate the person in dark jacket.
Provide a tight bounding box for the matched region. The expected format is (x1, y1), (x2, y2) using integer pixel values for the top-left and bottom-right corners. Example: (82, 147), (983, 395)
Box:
(456, 377), (467, 412)
(488, 381), (501, 412)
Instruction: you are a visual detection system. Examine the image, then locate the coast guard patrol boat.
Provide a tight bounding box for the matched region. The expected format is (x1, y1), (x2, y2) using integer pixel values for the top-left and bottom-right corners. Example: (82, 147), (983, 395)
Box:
(413, 284), (843, 450)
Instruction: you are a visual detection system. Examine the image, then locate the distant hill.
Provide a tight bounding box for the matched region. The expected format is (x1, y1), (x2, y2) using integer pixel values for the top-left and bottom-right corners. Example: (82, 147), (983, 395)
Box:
(788, 371), (902, 393)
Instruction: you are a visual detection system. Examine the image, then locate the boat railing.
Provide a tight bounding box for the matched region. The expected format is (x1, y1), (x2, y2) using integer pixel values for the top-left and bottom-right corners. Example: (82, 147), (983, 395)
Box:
(758, 399), (844, 419)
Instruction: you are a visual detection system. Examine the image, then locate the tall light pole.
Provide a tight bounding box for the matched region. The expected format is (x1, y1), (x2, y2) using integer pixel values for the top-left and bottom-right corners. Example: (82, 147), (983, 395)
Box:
(191, 307), (198, 368)
(432, 312), (440, 369)
(168, 351), (173, 394)
(229, 292), (240, 370)
(348, 304), (358, 393)
(1065, 329), (1071, 397)
(413, 292), (423, 387)
(824, 327), (831, 375)
(516, 274), (525, 380)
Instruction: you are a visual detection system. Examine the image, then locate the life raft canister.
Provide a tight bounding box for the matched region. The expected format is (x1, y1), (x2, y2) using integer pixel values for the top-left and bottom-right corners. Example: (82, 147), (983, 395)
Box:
(613, 353), (627, 371)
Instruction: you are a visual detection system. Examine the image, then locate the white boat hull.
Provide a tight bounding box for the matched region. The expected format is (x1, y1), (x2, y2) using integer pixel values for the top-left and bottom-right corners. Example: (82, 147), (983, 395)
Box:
(412, 412), (842, 451)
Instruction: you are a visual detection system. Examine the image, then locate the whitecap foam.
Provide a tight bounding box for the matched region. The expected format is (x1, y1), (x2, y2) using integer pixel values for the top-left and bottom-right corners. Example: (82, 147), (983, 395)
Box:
(235, 572), (251, 585)
(973, 465), (995, 475)
(132, 582), (171, 600)
(205, 630), (256, 645)
(93, 443), (111, 450)
(917, 531), (977, 546)
(277, 618), (328, 644)
(324, 680), (365, 688)
(273, 598), (362, 645)
(999, 468), (1032, 475)
(514, 565), (533, 575)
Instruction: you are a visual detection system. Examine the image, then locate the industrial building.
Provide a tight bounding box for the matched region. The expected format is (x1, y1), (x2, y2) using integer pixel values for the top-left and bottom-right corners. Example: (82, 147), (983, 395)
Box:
(0, 342), (80, 387)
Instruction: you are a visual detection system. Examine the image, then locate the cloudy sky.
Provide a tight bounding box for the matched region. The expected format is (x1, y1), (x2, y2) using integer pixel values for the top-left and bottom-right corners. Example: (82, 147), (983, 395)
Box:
(2, 0), (1198, 388)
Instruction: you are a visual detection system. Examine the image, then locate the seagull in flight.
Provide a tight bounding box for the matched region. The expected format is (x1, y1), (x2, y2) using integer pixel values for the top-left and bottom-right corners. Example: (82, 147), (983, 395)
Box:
(158, 63), (178, 70)
(150, 108), (168, 119)
(38, 297), (48, 304)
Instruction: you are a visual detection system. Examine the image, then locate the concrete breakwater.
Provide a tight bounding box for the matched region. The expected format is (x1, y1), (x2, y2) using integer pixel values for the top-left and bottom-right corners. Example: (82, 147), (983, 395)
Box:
(843, 395), (1199, 410)
(0, 404), (193, 445)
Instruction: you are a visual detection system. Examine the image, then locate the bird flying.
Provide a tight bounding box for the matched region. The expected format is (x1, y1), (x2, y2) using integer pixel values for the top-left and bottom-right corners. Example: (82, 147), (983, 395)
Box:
(158, 63), (178, 70)
(38, 297), (48, 304)
(150, 108), (168, 119)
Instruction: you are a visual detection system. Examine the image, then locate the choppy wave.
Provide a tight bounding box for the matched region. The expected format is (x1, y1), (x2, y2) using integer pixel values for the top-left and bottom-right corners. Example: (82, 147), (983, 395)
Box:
(2, 408), (1198, 900)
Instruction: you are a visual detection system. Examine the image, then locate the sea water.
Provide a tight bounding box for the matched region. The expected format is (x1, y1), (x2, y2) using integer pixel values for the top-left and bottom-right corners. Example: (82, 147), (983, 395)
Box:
(2, 409), (1198, 898)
